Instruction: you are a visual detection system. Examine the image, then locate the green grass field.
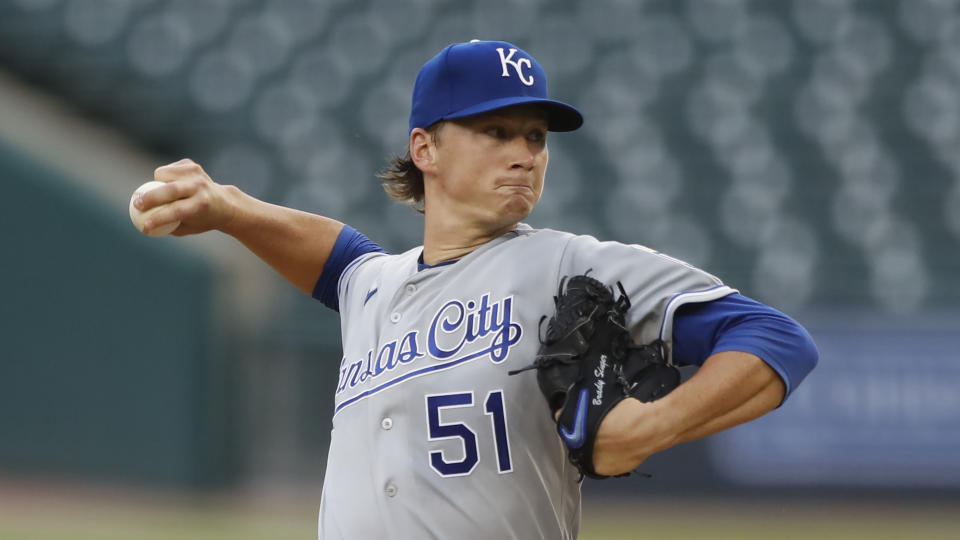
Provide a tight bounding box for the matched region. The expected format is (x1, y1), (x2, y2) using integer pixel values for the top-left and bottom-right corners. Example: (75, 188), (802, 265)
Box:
(1, 480), (958, 539)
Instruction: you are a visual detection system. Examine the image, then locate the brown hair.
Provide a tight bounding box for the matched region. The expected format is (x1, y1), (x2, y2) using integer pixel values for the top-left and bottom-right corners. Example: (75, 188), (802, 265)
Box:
(377, 123), (443, 214)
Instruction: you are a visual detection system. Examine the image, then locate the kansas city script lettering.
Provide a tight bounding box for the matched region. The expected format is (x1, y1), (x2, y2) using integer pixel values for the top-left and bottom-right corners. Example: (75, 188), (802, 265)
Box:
(336, 293), (522, 394)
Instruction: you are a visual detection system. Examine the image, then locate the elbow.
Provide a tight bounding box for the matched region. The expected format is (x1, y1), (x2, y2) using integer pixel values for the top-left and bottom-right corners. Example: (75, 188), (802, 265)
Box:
(797, 324), (819, 376)
(769, 319), (819, 404)
(779, 322), (819, 401)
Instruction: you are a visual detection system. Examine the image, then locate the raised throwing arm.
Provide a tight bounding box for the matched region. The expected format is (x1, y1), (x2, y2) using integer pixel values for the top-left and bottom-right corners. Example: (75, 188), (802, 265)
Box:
(136, 159), (344, 295)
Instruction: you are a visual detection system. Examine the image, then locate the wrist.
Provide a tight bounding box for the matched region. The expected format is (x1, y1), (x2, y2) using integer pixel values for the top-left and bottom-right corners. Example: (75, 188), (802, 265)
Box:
(635, 397), (681, 455)
(215, 184), (246, 236)
(593, 398), (678, 475)
(621, 398), (679, 462)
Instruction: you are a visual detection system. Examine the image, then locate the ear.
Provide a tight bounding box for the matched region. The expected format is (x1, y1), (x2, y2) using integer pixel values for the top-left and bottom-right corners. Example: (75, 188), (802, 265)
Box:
(410, 127), (438, 175)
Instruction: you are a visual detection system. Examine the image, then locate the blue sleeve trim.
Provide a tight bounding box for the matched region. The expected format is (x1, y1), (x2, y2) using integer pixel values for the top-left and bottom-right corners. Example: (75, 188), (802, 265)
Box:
(312, 225), (386, 312)
(671, 293), (819, 402)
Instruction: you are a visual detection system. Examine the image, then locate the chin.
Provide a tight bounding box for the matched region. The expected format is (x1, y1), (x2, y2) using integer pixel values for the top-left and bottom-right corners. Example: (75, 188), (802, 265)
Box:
(499, 201), (535, 225)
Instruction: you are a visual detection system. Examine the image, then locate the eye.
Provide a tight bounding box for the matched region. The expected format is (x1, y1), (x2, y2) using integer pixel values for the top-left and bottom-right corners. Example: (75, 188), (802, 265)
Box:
(484, 126), (507, 139)
(526, 129), (547, 143)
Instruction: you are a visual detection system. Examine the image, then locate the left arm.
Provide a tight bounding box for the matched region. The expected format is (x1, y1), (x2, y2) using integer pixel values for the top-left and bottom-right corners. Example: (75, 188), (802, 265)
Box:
(670, 352), (786, 443)
(592, 351), (783, 476)
(591, 293), (818, 476)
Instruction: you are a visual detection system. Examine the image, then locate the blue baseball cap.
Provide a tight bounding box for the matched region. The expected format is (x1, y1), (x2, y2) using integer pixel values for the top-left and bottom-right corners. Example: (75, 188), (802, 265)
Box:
(409, 40), (583, 133)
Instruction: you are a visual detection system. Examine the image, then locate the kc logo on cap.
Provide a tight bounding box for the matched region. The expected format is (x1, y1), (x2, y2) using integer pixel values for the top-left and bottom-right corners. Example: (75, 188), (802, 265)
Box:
(408, 40), (583, 133)
(497, 47), (534, 86)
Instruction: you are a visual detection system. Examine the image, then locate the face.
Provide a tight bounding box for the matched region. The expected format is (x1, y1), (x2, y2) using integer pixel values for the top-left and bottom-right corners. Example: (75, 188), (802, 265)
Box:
(417, 105), (550, 231)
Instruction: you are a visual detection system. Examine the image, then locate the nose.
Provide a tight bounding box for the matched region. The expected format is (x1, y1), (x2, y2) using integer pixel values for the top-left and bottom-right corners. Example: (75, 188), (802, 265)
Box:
(509, 136), (538, 170)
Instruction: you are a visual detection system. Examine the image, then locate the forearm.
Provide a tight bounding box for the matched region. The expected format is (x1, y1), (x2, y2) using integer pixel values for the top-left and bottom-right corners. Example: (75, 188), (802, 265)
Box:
(143, 160), (345, 295)
(218, 185), (344, 295)
(660, 351), (785, 444)
(593, 351), (784, 475)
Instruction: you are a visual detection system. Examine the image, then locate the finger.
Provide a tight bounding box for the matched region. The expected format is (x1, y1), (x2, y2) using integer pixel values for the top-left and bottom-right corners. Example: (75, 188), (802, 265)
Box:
(135, 181), (174, 211)
(142, 190), (211, 234)
(153, 158), (205, 184)
(137, 177), (203, 211)
(140, 202), (180, 235)
(152, 161), (183, 183)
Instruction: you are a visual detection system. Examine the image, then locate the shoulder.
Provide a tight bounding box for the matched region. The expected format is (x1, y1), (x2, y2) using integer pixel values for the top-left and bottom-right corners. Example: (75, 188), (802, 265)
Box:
(339, 247), (418, 289)
(514, 225), (705, 277)
(348, 246), (418, 274)
(474, 223), (578, 256)
(525, 225), (647, 252)
(512, 223), (578, 246)
(556, 231), (674, 266)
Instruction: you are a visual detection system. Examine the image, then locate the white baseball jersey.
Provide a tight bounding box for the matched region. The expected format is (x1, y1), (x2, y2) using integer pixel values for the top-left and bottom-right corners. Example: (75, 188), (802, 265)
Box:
(318, 224), (735, 539)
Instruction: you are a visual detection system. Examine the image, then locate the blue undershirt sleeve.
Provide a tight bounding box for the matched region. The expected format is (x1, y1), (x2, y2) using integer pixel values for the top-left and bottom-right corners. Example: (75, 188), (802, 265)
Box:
(671, 293), (818, 402)
(312, 225), (386, 312)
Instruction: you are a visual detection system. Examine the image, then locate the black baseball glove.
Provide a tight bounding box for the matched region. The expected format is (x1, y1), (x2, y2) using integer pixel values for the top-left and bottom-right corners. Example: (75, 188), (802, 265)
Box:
(509, 273), (680, 479)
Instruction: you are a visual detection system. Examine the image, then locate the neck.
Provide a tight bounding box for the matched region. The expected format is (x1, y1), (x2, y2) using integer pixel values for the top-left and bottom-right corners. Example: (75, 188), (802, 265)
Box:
(422, 207), (518, 265)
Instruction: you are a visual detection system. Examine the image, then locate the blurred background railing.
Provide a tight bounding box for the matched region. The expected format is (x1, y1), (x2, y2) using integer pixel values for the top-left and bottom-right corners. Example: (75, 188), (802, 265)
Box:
(1, 0), (958, 536)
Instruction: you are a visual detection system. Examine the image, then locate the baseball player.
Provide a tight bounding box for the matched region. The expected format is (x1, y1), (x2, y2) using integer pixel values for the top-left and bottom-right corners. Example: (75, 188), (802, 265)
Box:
(137, 41), (818, 539)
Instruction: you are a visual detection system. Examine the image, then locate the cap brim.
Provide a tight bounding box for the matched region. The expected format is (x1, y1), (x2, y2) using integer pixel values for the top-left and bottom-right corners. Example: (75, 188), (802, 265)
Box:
(443, 96), (583, 132)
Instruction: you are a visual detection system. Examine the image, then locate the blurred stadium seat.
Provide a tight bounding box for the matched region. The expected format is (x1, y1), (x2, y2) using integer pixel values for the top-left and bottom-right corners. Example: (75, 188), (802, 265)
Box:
(2, 0), (957, 315)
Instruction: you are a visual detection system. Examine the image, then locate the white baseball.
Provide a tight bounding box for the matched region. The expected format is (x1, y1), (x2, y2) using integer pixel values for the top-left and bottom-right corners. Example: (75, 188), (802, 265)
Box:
(129, 181), (180, 237)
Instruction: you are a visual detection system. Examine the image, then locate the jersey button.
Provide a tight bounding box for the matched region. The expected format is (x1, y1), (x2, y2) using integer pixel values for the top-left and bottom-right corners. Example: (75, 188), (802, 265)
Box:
(385, 483), (397, 497)
(405, 284), (416, 294)
(381, 417), (393, 430)
(390, 312), (401, 323)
